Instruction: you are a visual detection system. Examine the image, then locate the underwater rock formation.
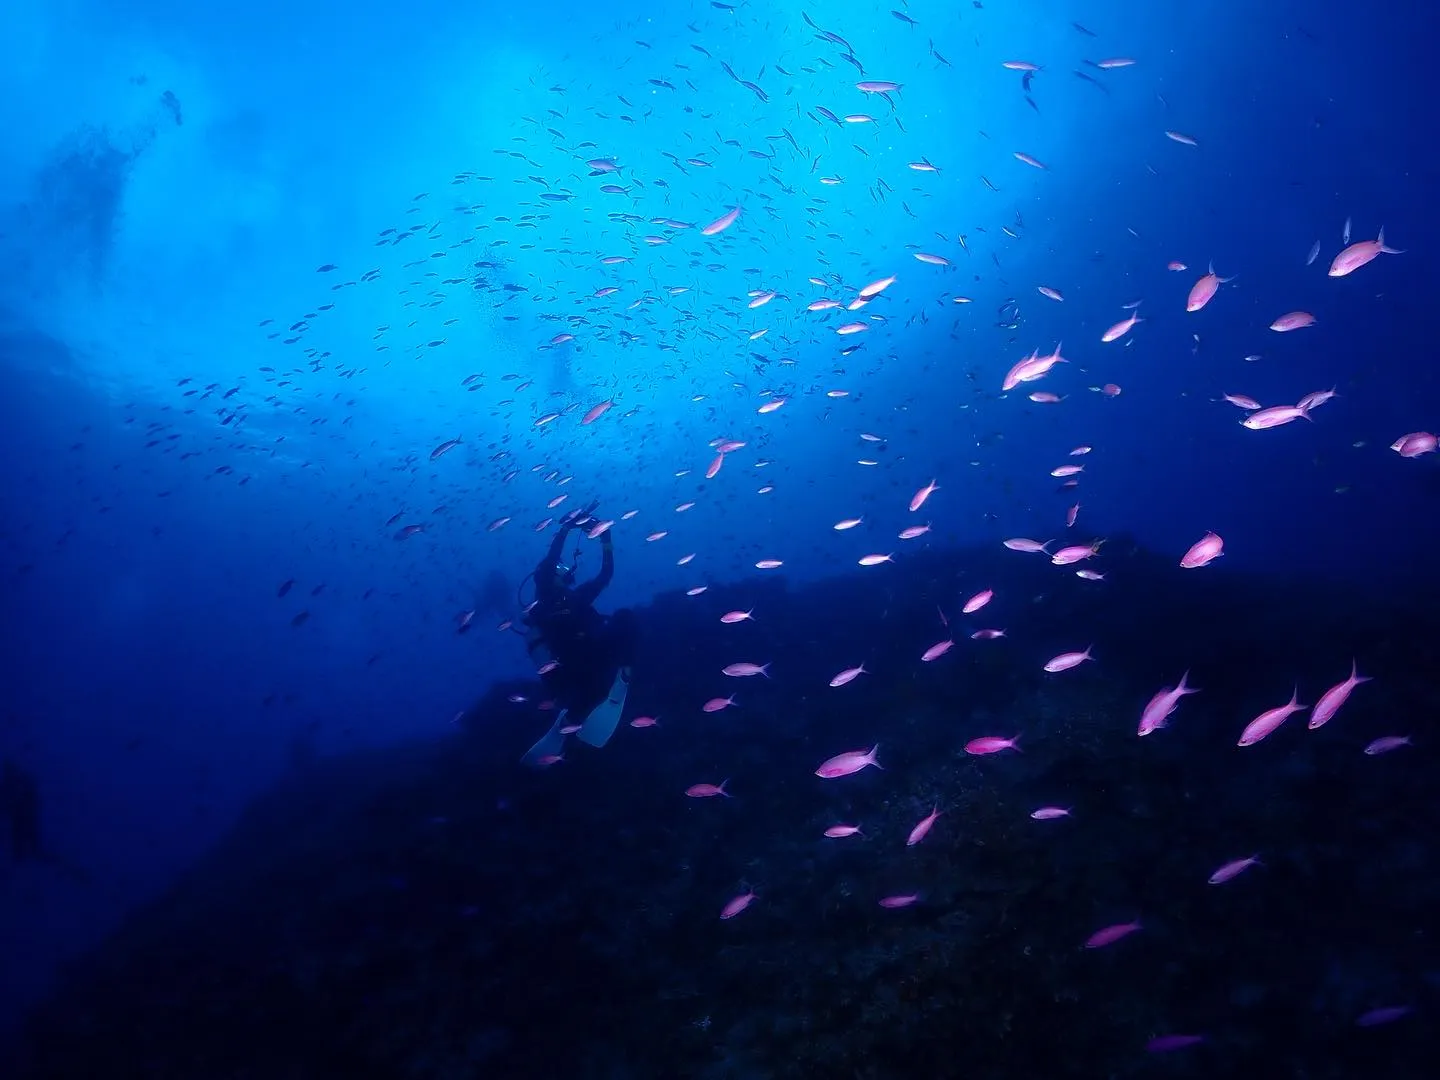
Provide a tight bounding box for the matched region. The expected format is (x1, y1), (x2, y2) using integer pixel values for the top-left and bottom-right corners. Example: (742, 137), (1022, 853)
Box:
(12, 540), (1440, 1079)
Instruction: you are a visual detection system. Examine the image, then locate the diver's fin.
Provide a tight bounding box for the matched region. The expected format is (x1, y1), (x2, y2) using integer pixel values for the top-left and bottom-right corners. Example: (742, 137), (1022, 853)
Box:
(521, 710), (569, 767)
(578, 667), (629, 749)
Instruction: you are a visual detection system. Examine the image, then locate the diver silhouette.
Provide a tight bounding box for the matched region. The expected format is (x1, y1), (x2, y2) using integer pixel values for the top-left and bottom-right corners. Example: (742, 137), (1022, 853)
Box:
(520, 502), (637, 765)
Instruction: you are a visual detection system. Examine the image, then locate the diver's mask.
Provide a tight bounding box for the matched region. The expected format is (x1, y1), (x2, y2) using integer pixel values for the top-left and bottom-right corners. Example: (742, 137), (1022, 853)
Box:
(553, 563), (577, 589)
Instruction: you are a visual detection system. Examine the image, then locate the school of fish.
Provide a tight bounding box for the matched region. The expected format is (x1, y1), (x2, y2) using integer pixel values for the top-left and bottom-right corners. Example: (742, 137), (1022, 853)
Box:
(228, 3), (1423, 1051)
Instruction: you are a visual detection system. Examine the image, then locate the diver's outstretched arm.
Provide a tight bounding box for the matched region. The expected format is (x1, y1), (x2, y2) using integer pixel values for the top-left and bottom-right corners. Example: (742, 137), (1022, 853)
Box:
(535, 523), (575, 604)
(574, 530), (614, 604)
(534, 502), (599, 604)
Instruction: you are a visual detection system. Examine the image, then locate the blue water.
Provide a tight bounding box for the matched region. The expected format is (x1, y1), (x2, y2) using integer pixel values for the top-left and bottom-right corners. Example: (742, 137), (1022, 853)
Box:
(3, 0), (1439, 1075)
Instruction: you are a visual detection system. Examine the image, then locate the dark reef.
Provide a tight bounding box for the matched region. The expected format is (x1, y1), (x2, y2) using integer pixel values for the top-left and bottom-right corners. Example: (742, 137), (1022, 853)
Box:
(12, 539), (1440, 1078)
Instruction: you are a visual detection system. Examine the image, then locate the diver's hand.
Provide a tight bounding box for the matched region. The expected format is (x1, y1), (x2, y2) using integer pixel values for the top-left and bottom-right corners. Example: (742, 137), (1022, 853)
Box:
(559, 500), (598, 528)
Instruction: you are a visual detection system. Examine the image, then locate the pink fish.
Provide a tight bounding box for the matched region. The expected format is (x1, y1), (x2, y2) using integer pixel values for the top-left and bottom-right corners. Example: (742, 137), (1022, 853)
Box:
(1223, 393), (1262, 410)
(722, 662), (771, 678)
(1066, 503), (1080, 528)
(1296, 386), (1338, 411)
(686, 780), (731, 797)
(1355, 1006), (1412, 1027)
(1051, 541), (1101, 565)
(1075, 570), (1104, 581)
(815, 744), (882, 778)
(1237, 688), (1307, 746)
(858, 553), (893, 566)
(1001, 344), (1066, 390)
(879, 894), (919, 908)
(1147, 1035), (1206, 1053)
(907, 807), (941, 846)
(1391, 431), (1438, 458)
(705, 453), (725, 479)
(430, 437), (462, 461)
(830, 664), (868, 687)
(1101, 310), (1144, 342)
(580, 400), (613, 425)
(1180, 531), (1224, 568)
(1328, 228), (1402, 277)
(686, 587), (707, 596)
(1085, 921), (1141, 948)
(921, 639), (954, 662)
(963, 589), (993, 613)
(535, 753), (564, 767)
(1186, 261), (1234, 312)
(899, 524), (930, 539)
(720, 609), (755, 624)
(1029, 391), (1064, 403)
(720, 888), (756, 919)
(1138, 671), (1200, 736)
(910, 479), (940, 511)
(858, 275), (896, 299)
(645, 531), (668, 542)
(1164, 130), (1198, 146)
(1051, 464), (1083, 478)
(1031, 806), (1071, 820)
(1242, 404), (1311, 430)
(1013, 151), (1048, 169)
(755, 559), (783, 570)
(1044, 646), (1094, 673)
(970, 629), (1006, 640)
(703, 695), (738, 713)
(1270, 310), (1316, 332)
(1003, 538), (1052, 554)
(965, 734), (1020, 755)
(1038, 285), (1065, 302)
(824, 824), (863, 838)
(1208, 855), (1261, 885)
(1364, 735), (1411, 755)
(1308, 660), (1372, 729)
(629, 715), (659, 728)
(701, 207), (740, 236)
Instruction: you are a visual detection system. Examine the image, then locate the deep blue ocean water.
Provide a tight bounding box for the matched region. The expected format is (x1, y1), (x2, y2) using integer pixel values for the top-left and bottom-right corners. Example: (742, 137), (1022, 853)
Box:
(2, 0), (1439, 1075)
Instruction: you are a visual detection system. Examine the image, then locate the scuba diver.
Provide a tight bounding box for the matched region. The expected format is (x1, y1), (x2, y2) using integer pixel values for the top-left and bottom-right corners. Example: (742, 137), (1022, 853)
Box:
(0, 759), (41, 863)
(520, 501), (638, 766)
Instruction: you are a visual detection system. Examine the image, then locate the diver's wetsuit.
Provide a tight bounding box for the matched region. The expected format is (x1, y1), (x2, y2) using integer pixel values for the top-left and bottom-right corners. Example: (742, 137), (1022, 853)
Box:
(526, 516), (636, 723)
